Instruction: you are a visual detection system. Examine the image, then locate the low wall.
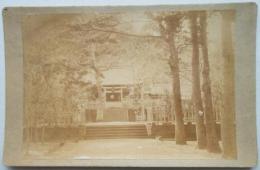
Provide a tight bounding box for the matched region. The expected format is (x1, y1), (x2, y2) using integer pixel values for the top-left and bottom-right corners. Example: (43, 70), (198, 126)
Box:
(151, 122), (221, 141)
(23, 123), (221, 142)
(23, 126), (86, 143)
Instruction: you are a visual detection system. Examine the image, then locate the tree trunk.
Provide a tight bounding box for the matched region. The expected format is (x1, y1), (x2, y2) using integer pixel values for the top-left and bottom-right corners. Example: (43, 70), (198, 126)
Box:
(168, 31), (186, 145)
(91, 42), (104, 121)
(95, 72), (103, 121)
(221, 10), (237, 159)
(190, 12), (207, 149)
(41, 126), (45, 144)
(199, 11), (221, 153)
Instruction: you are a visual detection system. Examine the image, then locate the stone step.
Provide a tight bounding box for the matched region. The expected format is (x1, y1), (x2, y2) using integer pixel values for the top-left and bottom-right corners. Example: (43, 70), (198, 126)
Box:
(85, 127), (146, 130)
(85, 135), (150, 139)
(85, 124), (148, 139)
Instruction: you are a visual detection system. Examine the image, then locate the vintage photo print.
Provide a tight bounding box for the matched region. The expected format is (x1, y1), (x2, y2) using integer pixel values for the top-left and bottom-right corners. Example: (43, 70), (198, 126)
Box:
(3, 3), (257, 167)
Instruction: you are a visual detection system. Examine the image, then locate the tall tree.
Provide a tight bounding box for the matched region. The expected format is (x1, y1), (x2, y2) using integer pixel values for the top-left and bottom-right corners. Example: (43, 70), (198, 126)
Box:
(69, 15), (122, 121)
(221, 10), (237, 159)
(189, 11), (207, 149)
(158, 13), (186, 144)
(199, 11), (221, 153)
(90, 42), (104, 121)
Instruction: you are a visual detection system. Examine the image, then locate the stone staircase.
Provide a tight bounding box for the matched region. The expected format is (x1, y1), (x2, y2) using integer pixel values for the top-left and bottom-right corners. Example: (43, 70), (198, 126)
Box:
(84, 123), (149, 139)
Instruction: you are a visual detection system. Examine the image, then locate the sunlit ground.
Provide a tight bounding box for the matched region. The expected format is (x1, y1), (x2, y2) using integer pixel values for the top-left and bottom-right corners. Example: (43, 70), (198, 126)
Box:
(23, 139), (222, 160)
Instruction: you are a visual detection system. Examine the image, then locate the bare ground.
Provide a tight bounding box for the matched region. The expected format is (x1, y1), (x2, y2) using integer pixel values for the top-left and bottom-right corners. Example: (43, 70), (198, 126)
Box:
(24, 139), (222, 160)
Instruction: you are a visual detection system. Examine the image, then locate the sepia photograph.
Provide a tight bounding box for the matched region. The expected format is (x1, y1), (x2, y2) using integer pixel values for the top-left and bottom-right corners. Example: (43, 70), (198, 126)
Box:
(22, 9), (236, 160)
(2, 3), (257, 167)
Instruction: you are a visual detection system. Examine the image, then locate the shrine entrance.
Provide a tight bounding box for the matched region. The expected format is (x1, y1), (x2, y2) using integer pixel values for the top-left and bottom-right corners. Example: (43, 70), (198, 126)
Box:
(102, 85), (141, 122)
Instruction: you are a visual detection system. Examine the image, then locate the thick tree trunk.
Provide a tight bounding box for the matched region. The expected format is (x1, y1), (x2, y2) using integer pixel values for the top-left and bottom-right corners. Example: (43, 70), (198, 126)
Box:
(199, 11), (221, 153)
(168, 31), (186, 145)
(190, 12), (207, 149)
(221, 11), (237, 159)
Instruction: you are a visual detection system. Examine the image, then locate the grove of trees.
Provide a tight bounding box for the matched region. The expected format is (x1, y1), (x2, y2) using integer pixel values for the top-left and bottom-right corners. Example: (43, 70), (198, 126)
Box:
(23, 10), (237, 159)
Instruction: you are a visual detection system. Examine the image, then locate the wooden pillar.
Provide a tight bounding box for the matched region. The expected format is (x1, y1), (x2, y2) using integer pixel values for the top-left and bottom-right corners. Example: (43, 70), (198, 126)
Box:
(141, 83), (145, 121)
(120, 86), (123, 102)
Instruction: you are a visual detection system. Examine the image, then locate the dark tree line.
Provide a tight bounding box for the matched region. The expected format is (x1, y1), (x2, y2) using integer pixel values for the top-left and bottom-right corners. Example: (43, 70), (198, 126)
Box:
(190, 10), (236, 157)
(152, 10), (236, 158)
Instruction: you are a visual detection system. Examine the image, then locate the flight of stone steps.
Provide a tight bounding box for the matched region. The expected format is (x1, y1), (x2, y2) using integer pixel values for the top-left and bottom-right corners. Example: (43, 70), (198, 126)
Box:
(84, 124), (149, 139)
